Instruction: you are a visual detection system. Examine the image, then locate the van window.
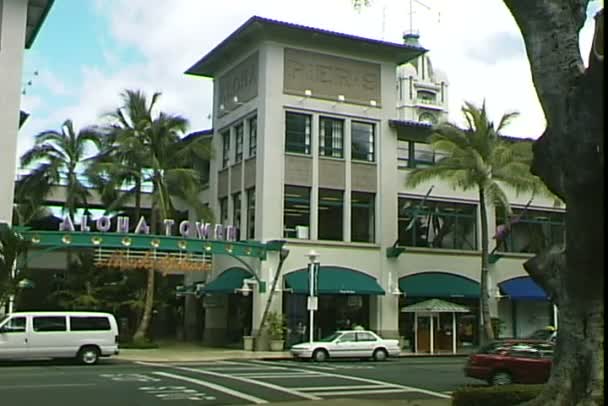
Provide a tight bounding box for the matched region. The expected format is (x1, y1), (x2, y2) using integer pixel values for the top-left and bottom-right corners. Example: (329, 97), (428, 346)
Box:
(33, 316), (67, 332)
(70, 316), (111, 331)
(2, 317), (26, 333)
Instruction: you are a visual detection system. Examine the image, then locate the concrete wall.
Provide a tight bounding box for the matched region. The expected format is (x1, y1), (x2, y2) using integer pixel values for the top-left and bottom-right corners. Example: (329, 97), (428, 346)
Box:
(0, 0), (27, 224)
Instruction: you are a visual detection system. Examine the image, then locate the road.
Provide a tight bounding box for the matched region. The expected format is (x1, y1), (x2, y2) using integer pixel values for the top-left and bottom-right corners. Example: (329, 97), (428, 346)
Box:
(0, 357), (479, 405)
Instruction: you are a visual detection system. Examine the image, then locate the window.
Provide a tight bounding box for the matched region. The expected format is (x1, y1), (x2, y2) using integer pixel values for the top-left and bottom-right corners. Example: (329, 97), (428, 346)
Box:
(283, 185), (310, 238)
(318, 188), (343, 241)
(356, 332), (377, 342)
(248, 116), (257, 157)
(70, 317), (111, 331)
(495, 208), (565, 254)
(352, 121), (375, 162)
(246, 188), (255, 239)
(219, 197), (228, 225)
(319, 117), (344, 158)
(286, 112), (311, 154)
(398, 140), (410, 168)
(233, 192), (241, 239)
(339, 332), (356, 342)
(351, 192), (375, 243)
(33, 316), (67, 332)
(221, 130), (230, 168)
(413, 142), (435, 167)
(235, 124), (244, 163)
(417, 90), (437, 105)
(2, 317), (26, 333)
(398, 198), (478, 250)
(419, 112), (438, 125)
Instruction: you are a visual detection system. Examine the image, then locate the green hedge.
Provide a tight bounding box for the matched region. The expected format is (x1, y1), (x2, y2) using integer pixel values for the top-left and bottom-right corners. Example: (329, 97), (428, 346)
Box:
(452, 385), (544, 406)
(119, 338), (159, 349)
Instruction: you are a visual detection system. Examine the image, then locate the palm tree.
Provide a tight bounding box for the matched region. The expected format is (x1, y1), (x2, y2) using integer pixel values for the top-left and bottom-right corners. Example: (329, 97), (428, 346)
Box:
(20, 119), (101, 219)
(94, 89), (213, 341)
(0, 223), (30, 310)
(405, 101), (545, 344)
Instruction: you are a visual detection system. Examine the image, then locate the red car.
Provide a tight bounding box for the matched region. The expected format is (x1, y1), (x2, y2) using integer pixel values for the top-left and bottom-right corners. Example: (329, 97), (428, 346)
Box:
(464, 339), (554, 385)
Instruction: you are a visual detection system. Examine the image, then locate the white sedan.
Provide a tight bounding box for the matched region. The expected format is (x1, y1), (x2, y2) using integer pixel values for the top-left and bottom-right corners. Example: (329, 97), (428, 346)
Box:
(290, 330), (401, 362)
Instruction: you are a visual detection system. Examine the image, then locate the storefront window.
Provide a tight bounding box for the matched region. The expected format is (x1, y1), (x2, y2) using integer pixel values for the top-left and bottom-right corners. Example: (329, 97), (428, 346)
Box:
(318, 188), (343, 241)
(398, 197), (478, 250)
(495, 208), (565, 253)
(351, 192), (375, 243)
(283, 185), (310, 239)
(286, 112), (311, 154)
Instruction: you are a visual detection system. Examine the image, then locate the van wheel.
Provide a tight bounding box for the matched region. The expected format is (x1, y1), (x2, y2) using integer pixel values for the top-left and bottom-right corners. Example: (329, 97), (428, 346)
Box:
(78, 346), (100, 365)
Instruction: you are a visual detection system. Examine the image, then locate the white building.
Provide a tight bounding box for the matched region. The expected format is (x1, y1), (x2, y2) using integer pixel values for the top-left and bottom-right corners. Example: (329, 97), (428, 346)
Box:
(0, 0), (54, 225)
(185, 17), (562, 353)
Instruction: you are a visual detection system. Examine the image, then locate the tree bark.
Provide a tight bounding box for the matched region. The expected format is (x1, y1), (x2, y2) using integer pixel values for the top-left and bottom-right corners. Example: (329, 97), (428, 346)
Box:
(503, 2), (604, 404)
(478, 188), (494, 344)
(133, 267), (155, 341)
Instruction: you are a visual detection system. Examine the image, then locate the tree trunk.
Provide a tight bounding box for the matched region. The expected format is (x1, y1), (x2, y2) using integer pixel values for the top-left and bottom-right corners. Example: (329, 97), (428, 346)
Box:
(132, 204), (159, 341)
(502, 3), (604, 405)
(133, 267), (155, 341)
(478, 188), (494, 344)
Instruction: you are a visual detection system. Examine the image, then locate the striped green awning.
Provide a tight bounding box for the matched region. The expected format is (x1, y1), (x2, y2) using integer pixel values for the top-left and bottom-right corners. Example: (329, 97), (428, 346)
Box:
(201, 267), (251, 294)
(401, 298), (471, 313)
(284, 266), (385, 295)
(399, 272), (480, 298)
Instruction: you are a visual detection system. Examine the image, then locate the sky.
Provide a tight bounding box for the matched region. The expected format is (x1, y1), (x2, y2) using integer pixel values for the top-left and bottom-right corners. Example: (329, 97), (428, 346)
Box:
(19, 0), (603, 165)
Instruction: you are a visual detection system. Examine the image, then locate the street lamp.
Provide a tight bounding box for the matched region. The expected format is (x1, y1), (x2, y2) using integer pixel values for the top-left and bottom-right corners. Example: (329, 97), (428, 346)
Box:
(306, 250), (320, 343)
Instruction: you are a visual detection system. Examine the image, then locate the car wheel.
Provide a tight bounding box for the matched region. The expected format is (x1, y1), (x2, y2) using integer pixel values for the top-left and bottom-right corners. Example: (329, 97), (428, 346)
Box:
(312, 349), (328, 362)
(78, 346), (100, 365)
(373, 348), (388, 361)
(491, 371), (512, 385)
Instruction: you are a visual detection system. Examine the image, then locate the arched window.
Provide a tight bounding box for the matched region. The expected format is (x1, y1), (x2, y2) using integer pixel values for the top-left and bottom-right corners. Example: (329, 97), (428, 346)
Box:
(419, 112), (437, 125)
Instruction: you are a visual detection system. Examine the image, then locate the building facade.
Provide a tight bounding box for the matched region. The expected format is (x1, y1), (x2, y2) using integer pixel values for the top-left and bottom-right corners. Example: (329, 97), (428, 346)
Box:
(0, 0), (54, 225)
(185, 17), (563, 353)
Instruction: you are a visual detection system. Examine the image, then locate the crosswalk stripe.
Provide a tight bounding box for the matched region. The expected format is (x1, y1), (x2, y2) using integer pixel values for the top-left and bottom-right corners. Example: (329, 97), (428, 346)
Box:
(314, 388), (415, 396)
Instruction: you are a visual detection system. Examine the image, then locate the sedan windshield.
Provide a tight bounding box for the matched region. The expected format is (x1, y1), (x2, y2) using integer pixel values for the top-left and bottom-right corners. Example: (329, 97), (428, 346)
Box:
(318, 332), (341, 342)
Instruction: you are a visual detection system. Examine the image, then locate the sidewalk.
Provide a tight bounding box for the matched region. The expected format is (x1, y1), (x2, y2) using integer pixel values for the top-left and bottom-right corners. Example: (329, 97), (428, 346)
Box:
(115, 341), (470, 363)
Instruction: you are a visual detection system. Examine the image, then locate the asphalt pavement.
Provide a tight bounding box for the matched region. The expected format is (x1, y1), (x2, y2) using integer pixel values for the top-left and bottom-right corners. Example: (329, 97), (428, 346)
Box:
(0, 356), (475, 405)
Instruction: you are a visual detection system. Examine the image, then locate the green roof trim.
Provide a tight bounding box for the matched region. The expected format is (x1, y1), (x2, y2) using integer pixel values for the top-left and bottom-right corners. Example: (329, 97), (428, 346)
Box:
(18, 230), (274, 259)
(399, 272), (480, 298)
(201, 267), (251, 294)
(401, 298), (471, 313)
(285, 266), (385, 295)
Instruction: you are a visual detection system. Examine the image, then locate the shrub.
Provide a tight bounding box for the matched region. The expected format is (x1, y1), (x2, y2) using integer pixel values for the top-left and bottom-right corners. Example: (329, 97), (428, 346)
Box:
(120, 338), (159, 349)
(452, 384), (544, 406)
(266, 311), (286, 340)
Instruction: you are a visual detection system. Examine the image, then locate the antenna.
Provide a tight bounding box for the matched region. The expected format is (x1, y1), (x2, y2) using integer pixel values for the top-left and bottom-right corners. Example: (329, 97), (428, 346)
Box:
(407, 0), (439, 36)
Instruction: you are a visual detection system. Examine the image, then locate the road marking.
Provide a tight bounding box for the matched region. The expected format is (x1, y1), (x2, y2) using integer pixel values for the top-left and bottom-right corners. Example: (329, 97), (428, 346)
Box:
(0, 383), (95, 390)
(245, 361), (451, 399)
(141, 362), (321, 401)
(294, 384), (398, 391)
(152, 371), (267, 404)
(232, 373), (321, 379)
(314, 388), (415, 396)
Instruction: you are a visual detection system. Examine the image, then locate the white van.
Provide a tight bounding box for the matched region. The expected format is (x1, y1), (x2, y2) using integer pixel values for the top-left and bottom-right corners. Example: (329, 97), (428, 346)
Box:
(0, 311), (119, 365)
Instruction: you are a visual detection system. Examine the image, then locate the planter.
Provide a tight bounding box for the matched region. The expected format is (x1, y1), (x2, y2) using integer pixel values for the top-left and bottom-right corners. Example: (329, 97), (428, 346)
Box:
(243, 336), (254, 351)
(270, 339), (284, 351)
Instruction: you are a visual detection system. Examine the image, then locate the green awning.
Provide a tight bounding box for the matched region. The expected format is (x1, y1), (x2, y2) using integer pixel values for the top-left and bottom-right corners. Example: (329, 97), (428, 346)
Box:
(285, 266), (385, 295)
(399, 272), (479, 298)
(201, 267), (251, 294)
